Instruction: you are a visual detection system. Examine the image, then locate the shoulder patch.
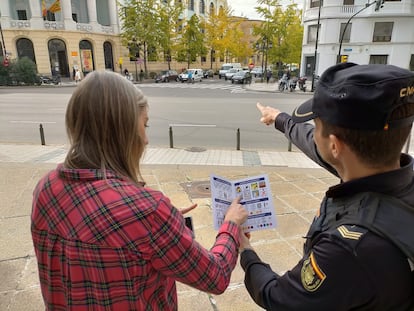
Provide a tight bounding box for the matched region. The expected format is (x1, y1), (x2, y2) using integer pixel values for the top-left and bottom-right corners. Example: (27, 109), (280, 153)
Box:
(301, 251), (326, 292)
(337, 225), (364, 240)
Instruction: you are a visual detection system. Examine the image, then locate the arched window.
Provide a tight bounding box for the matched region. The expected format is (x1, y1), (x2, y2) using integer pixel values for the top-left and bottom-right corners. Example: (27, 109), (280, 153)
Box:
(103, 41), (114, 71)
(189, 0), (194, 11)
(79, 40), (95, 74)
(48, 38), (69, 76)
(209, 2), (215, 15)
(16, 38), (36, 64)
(199, 0), (205, 14)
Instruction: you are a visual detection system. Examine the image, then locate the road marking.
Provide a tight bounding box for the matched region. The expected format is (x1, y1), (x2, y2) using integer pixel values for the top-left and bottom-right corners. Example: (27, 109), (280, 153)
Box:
(169, 123), (216, 127)
(9, 121), (57, 124)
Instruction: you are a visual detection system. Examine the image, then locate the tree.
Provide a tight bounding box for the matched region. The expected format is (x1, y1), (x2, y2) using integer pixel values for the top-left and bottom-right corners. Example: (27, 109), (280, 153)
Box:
(158, 0), (185, 69)
(204, 6), (248, 69)
(119, 0), (160, 75)
(254, 0), (303, 75)
(177, 14), (206, 68)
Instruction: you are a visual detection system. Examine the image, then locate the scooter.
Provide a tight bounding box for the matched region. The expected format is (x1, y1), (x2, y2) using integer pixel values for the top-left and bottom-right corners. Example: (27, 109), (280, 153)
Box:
(289, 77), (298, 92)
(297, 76), (307, 92)
(278, 74), (289, 92)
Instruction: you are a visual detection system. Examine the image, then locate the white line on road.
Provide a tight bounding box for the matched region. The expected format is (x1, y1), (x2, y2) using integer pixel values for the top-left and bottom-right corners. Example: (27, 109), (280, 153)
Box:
(169, 123), (216, 127)
(9, 121), (57, 124)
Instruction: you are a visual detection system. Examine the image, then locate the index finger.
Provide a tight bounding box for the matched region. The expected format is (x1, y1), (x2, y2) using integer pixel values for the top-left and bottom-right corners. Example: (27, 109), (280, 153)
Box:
(256, 102), (264, 112)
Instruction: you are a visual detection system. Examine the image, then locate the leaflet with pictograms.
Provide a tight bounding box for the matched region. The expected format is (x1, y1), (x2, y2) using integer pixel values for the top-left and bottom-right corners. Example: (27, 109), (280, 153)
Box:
(210, 174), (277, 232)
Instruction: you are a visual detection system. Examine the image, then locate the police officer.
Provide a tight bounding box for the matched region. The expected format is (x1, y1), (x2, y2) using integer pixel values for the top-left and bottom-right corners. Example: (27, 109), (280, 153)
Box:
(241, 63), (414, 310)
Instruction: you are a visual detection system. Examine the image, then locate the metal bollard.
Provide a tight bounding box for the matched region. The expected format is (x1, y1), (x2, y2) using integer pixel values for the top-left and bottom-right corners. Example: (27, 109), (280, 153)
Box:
(39, 123), (46, 145)
(288, 140), (292, 152)
(236, 128), (240, 150)
(169, 126), (174, 148)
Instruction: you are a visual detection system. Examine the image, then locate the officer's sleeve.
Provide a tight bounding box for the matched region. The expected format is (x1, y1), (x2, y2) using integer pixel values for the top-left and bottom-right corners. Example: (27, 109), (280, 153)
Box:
(240, 236), (373, 310)
(275, 112), (338, 177)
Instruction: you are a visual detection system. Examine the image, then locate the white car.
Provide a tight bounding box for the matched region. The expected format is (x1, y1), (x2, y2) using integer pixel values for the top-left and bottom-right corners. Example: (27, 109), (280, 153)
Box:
(224, 68), (242, 80)
(178, 69), (203, 82)
(251, 67), (263, 77)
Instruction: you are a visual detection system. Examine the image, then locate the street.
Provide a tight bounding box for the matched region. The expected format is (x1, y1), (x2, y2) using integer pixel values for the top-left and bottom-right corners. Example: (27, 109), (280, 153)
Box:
(0, 79), (312, 151)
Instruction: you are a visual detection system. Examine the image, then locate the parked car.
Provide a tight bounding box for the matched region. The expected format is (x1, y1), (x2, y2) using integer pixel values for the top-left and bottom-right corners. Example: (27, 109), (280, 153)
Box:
(155, 70), (179, 83)
(178, 69), (203, 82)
(250, 67), (263, 77)
(224, 68), (242, 80)
(203, 69), (214, 78)
(231, 70), (251, 84)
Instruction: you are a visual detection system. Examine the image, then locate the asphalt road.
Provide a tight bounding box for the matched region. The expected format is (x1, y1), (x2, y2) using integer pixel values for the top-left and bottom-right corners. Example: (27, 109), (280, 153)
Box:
(0, 80), (312, 151)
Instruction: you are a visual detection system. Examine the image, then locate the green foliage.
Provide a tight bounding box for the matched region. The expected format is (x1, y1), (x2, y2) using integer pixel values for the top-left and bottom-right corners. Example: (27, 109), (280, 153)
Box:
(255, 0), (303, 67)
(0, 57), (39, 86)
(177, 14), (206, 68)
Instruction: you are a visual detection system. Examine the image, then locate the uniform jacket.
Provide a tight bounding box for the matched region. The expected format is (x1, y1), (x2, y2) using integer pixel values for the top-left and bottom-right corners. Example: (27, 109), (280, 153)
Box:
(240, 113), (414, 310)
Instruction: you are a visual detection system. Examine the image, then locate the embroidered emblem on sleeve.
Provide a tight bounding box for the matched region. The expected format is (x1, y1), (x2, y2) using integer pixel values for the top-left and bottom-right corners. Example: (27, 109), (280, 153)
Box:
(301, 251), (326, 292)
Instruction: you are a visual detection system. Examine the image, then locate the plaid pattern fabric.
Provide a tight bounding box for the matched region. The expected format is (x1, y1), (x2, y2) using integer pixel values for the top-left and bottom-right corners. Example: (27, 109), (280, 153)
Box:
(31, 165), (241, 310)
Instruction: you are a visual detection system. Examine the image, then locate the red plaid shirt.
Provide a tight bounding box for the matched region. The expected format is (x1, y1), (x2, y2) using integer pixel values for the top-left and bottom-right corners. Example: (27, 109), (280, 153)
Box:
(31, 165), (241, 310)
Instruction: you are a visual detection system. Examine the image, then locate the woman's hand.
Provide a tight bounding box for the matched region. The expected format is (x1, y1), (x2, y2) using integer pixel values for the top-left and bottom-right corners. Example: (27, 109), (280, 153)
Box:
(224, 197), (248, 226)
(179, 203), (197, 215)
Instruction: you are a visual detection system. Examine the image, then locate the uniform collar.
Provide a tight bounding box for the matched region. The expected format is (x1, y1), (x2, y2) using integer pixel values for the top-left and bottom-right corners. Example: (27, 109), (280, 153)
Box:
(326, 153), (414, 198)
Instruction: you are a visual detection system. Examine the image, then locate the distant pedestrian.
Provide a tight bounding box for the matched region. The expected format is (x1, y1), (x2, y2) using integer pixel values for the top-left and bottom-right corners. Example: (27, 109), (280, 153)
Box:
(74, 69), (82, 83)
(266, 70), (272, 83)
(139, 69), (144, 82)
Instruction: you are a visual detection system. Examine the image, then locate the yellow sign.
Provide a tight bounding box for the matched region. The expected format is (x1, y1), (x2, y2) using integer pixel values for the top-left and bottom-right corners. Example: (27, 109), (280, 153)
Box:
(119, 57), (123, 65)
(71, 51), (78, 57)
(341, 55), (348, 63)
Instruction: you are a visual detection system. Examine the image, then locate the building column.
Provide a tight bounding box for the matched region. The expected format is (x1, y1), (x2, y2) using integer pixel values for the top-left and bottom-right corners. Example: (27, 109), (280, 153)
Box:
(62, 0), (73, 21)
(30, 0), (42, 18)
(61, 0), (76, 30)
(108, 0), (118, 31)
(87, 0), (98, 24)
(0, 1), (11, 19)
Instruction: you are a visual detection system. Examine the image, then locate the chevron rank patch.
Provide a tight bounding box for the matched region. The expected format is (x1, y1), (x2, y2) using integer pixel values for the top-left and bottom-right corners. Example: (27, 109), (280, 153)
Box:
(337, 225), (363, 240)
(301, 251), (326, 292)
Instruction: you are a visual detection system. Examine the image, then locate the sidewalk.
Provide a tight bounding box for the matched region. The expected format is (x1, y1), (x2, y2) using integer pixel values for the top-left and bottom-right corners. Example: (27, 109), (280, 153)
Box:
(0, 142), (337, 311)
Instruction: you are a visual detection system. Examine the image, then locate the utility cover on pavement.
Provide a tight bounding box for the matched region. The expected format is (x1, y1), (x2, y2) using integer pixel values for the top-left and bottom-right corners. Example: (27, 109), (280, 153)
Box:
(180, 181), (211, 199)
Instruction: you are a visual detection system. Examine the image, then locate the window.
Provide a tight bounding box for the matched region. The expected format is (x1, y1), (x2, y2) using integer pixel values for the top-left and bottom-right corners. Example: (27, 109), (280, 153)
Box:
(410, 55), (414, 71)
(188, 0), (194, 10)
(72, 13), (78, 22)
(343, 0), (354, 4)
(339, 23), (351, 43)
(17, 10), (27, 20)
(369, 55), (388, 64)
(17, 38), (36, 63)
(373, 22), (393, 42)
(200, 0), (205, 14)
(210, 3), (215, 15)
(307, 24), (320, 44)
(310, 0), (323, 8)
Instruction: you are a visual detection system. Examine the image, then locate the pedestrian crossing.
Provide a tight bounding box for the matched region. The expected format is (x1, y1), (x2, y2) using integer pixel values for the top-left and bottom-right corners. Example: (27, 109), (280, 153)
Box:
(136, 82), (246, 93)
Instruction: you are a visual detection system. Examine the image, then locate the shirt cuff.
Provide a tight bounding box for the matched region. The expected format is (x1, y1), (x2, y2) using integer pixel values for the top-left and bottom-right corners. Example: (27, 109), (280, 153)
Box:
(217, 221), (240, 245)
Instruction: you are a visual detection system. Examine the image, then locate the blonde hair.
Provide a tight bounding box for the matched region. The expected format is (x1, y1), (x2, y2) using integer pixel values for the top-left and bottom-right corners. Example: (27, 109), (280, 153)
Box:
(64, 70), (148, 184)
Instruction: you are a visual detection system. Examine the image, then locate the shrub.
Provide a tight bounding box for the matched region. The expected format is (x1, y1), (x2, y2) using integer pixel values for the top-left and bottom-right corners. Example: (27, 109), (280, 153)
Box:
(10, 57), (39, 85)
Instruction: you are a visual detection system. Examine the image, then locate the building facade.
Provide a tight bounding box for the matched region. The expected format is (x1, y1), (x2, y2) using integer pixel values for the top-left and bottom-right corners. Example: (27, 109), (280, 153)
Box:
(301, 0), (414, 78)
(0, 0), (120, 78)
(0, 0), (229, 79)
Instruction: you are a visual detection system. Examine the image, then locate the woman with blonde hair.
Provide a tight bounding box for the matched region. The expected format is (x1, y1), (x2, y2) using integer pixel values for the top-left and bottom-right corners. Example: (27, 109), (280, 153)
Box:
(31, 70), (247, 310)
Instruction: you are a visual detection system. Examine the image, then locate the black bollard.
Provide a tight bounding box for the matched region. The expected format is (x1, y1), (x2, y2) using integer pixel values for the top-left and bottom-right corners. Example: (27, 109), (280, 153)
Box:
(236, 128), (240, 150)
(169, 126), (174, 148)
(39, 123), (46, 145)
(288, 140), (292, 152)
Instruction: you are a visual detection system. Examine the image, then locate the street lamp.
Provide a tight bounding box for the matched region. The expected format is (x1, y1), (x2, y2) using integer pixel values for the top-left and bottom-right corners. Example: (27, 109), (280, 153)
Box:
(0, 20), (7, 59)
(338, 1), (381, 63)
(311, 0), (322, 92)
